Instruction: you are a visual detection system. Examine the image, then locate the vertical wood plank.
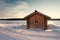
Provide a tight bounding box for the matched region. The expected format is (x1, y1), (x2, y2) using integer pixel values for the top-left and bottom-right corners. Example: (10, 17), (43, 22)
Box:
(26, 18), (30, 29)
(44, 18), (47, 30)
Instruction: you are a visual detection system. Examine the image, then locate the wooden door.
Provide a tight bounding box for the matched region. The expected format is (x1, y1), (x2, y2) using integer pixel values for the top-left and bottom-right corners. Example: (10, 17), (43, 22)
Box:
(33, 20), (40, 28)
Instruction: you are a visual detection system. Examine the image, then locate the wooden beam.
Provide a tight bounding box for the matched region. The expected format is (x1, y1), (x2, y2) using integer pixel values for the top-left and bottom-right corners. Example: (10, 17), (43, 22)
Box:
(44, 18), (47, 30)
(26, 18), (30, 29)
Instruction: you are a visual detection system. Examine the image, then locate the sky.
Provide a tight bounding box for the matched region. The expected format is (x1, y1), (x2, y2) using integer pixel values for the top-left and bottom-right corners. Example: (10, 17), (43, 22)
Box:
(0, 0), (60, 19)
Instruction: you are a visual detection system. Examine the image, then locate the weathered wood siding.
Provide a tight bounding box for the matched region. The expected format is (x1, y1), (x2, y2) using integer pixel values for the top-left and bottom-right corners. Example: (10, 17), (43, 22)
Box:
(28, 13), (45, 29)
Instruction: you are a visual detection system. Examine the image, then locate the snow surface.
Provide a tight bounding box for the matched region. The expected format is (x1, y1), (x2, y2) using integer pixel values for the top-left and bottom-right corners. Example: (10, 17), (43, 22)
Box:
(0, 25), (60, 40)
(0, 21), (60, 40)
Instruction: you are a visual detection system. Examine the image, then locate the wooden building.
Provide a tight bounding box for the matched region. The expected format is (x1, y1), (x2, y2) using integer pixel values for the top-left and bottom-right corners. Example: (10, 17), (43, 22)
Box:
(0, 10), (51, 30)
(24, 10), (51, 30)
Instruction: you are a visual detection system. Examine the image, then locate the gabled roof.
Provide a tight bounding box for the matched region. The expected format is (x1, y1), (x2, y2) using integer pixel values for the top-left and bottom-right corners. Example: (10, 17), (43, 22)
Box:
(24, 10), (51, 19)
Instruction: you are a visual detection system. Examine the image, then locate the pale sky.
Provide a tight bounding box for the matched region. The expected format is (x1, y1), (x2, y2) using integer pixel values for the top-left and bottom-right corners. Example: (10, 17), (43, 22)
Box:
(0, 0), (60, 19)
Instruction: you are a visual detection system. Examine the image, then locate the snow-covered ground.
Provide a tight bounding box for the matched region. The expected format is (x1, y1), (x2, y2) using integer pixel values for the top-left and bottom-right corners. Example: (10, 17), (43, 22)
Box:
(0, 20), (60, 40)
(0, 25), (60, 40)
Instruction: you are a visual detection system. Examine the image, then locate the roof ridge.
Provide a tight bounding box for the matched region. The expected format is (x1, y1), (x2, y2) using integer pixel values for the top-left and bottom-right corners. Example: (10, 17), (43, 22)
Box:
(24, 10), (51, 19)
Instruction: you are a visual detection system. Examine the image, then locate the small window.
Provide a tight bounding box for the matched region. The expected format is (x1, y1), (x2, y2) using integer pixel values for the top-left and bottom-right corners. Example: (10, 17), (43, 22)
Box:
(35, 20), (38, 24)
